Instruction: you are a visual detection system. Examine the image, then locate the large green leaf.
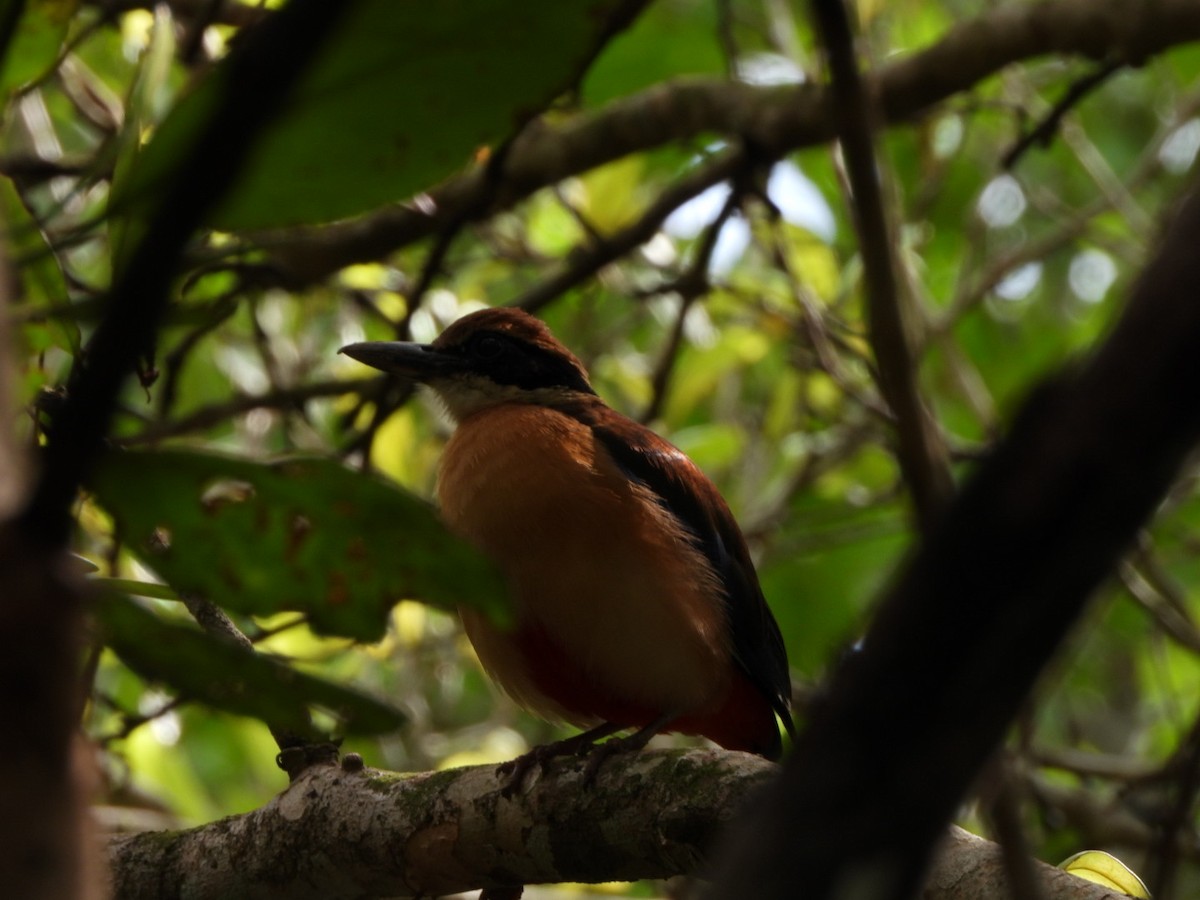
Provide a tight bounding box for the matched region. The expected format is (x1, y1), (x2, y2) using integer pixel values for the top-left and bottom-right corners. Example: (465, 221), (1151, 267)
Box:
(582, 0), (725, 107)
(95, 591), (404, 736)
(91, 448), (506, 641)
(117, 0), (646, 230)
(0, 0), (75, 94)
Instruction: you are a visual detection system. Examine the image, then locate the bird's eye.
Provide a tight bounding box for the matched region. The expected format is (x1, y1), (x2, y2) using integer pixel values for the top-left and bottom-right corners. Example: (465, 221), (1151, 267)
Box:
(471, 334), (505, 361)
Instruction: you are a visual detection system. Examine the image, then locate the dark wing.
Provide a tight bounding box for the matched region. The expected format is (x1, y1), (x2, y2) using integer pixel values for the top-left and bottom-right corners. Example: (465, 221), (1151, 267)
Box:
(583, 406), (796, 741)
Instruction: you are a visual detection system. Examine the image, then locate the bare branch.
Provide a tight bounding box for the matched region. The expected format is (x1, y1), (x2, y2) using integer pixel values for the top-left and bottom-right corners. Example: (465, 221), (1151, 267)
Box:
(924, 828), (1130, 900)
(178, 593), (319, 765)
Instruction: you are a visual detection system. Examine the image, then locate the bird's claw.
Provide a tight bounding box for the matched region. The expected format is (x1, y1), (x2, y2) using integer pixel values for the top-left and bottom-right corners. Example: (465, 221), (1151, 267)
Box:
(497, 736), (586, 796)
(580, 732), (652, 785)
(497, 724), (626, 795)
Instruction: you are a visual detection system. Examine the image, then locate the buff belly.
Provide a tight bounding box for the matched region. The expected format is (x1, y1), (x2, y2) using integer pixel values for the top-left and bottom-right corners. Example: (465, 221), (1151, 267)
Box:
(438, 404), (733, 727)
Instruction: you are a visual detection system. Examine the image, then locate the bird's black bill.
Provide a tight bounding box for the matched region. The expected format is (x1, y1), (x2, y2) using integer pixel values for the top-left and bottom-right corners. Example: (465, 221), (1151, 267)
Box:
(338, 341), (462, 380)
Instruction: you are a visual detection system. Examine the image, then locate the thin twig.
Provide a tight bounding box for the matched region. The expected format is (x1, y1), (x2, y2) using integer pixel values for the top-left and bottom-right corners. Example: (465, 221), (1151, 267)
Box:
(811, 0), (953, 532)
(551, 184), (605, 247)
(1119, 561), (1200, 654)
(639, 170), (747, 422)
(1031, 746), (1158, 782)
(515, 147), (747, 314)
(639, 297), (694, 425)
(716, 0), (739, 79)
(934, 86), (1200, 339)
(761, 213), (892, 422)
(156, 295), (239, 418)
(120, 376), (376, 445)
(338, 378), (419, 465)
(979, 757), (1047, 900)
(1002, 60), (1123, 169)
(394, 137), (520, 340)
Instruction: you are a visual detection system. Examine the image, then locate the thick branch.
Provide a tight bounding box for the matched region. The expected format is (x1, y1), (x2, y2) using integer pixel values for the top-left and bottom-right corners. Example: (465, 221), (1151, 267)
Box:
(106, 750), (1121, 900)
(259, 0), (1200, 285)
(108, 750), (772, 899)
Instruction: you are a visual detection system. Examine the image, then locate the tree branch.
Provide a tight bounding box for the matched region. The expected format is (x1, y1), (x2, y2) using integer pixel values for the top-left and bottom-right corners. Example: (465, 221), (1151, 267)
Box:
(108, 750), (771, 899)
(258, 0), (1200, 286)
(106, 750), (1129, 900)
(923, 828), (1125, 900)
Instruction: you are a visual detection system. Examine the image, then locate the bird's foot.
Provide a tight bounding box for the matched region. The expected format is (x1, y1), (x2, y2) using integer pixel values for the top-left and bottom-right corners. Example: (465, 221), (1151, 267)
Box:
(581, 728), (659, 785)
(496, 745), (553, 797)
(497, 723), (621, 796)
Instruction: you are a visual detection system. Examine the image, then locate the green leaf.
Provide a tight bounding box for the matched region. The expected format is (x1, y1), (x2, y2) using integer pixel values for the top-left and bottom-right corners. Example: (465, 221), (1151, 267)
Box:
(119, 0), (646, 230)
(581, 0), (724, 106)
(0, 0), (75, 94)
(1, 176), (79, 354)
(94, 592), (404, 736)
(90, 448), (507, 641)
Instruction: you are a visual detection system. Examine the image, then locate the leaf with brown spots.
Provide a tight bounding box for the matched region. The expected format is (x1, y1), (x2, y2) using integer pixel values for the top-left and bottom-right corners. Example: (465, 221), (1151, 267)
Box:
(91, 448), (508, 641)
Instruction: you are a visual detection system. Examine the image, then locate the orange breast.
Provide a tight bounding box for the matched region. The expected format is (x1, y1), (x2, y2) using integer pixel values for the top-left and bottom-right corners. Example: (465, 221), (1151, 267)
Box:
(438, 404), (736, 732)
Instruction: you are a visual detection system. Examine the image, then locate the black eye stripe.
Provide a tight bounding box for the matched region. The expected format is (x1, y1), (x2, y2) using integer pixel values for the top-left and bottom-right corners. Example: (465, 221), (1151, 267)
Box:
(470, 334), (505, 360)
(455, 332), (595, 396)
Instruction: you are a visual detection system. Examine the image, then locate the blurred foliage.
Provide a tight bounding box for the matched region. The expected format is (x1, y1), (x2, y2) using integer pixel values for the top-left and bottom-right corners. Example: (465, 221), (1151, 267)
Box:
(3, 0), (1200, 896)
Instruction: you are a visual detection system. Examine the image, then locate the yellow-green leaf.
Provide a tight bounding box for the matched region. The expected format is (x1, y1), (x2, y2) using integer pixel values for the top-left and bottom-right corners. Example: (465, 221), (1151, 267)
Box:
(1059, 850), (1151, 899)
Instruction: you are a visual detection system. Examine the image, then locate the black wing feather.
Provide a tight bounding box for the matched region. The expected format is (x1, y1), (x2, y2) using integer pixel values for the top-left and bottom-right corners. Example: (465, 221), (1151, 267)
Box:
(583, 409), (796, 740)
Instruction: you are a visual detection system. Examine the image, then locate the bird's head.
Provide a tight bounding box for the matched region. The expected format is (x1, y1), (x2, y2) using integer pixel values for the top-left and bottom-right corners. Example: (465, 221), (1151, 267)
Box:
(339, 307), (596, 421)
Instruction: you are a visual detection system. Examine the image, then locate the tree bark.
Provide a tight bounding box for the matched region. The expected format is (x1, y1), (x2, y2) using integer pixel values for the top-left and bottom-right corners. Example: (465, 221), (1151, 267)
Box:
(106, 750), (1125, 900)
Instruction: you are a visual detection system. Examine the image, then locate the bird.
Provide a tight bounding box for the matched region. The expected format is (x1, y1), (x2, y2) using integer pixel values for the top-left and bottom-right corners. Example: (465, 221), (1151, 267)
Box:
(340, 307), (795, 774)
